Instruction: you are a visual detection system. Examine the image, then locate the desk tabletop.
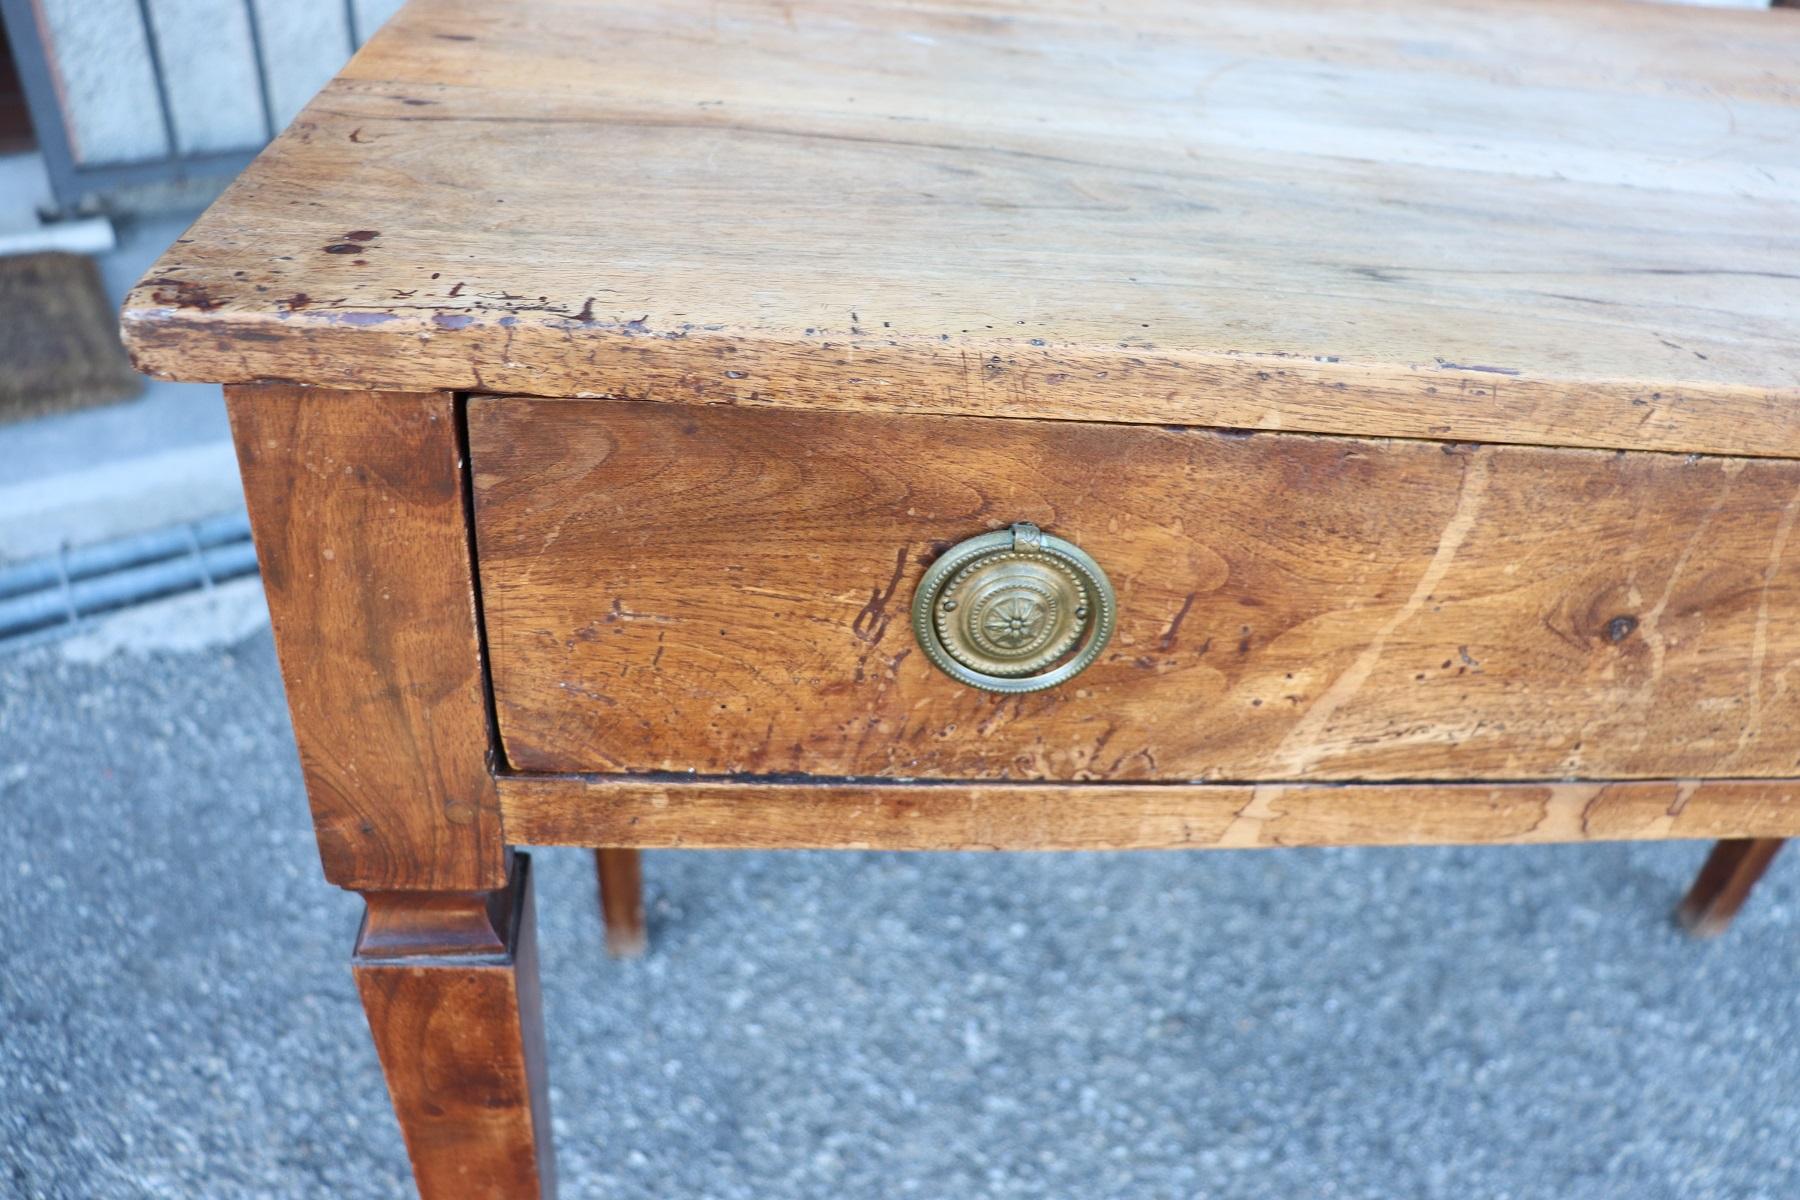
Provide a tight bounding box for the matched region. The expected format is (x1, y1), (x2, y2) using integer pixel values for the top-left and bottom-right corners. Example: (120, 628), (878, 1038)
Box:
(123, 0), (1800, 456)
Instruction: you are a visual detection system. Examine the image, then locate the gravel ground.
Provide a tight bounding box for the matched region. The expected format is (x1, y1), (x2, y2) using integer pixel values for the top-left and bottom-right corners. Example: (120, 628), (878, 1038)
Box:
(3, 630), (1799, 1199)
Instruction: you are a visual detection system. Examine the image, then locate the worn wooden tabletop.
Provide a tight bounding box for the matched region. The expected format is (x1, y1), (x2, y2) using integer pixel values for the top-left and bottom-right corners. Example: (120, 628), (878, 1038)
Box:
(123, 0), (1800, 455)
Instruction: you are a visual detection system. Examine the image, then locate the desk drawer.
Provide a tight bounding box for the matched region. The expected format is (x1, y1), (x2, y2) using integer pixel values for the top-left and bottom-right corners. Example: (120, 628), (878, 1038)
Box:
(470, 398), (1800, 782)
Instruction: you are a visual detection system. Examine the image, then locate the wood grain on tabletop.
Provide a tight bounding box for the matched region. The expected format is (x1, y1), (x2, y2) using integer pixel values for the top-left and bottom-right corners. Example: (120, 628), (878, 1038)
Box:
(471, 400), (1800, 783)
(496, 776), (1800, 851)
(229, 385), (508, 892)
(123, 0), (1800, 457)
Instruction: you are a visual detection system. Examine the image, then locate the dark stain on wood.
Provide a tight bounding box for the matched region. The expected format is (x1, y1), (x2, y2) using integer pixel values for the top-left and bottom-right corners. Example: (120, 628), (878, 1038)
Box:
(146, 277), (224, 311)
(852, 545), (910, 645)
(1159, 592), (1196, 651)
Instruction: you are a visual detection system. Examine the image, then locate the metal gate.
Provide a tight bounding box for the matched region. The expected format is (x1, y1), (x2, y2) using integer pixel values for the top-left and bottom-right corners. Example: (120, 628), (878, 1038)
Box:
(0, 0), (403, 214)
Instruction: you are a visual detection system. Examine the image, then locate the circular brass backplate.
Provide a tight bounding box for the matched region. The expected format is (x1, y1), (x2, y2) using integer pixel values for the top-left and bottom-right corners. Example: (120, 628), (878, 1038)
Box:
(912, 523), (1115, 693)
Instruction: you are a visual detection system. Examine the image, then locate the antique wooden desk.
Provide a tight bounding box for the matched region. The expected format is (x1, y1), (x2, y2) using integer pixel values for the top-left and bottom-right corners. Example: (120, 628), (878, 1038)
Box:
(123, 0), (1800, 1194)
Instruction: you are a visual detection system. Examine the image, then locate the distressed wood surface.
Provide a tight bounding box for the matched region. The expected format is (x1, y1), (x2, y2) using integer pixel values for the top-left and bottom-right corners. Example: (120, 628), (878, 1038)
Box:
(496, 776), (1800, 851)
(354, 854), (556, 1199)
(230, 385), (506, 892)
(124, 0), (1800, 457)
(472, 399), (1800, 783)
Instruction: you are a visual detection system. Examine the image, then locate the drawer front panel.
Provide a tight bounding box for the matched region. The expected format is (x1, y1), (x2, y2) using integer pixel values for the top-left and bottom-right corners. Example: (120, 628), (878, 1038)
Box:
(470, 398), (1800, 782)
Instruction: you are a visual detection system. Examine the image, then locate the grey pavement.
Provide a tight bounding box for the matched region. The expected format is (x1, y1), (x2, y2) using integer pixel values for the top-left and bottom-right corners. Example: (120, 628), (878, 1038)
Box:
(3, 628), (1799, 1199)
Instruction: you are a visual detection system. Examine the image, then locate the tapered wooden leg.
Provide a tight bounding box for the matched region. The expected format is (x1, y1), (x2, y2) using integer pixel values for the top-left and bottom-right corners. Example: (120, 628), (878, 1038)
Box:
(354, 852), (556, 1199)
(595, 848), (647, 958)
(1676, 838), (1786, 938)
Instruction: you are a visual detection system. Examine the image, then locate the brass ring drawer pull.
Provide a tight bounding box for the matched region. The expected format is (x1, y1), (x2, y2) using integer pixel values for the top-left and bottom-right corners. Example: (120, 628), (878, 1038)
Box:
(911, 522), (1116, 693)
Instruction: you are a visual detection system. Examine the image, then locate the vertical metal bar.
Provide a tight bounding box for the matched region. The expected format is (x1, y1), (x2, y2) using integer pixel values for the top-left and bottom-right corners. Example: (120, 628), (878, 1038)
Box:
(345, 0), (361, 50)
(0, 0), (84, 210)
(132, 0), (181, 161)
(54, 542), (76, 625)
(0, 0), (266, 210)
(182, 521), (215, 591)
(240, 0), (277, 140)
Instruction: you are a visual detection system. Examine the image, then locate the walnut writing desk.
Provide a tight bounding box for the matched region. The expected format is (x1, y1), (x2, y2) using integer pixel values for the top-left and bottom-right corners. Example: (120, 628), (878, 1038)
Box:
(123, 0), (1800, 1194)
